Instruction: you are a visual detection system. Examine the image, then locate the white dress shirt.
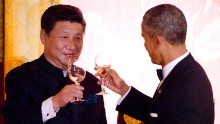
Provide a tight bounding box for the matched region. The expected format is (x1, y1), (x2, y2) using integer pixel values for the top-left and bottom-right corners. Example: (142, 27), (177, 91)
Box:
(117, 51), (190, 105)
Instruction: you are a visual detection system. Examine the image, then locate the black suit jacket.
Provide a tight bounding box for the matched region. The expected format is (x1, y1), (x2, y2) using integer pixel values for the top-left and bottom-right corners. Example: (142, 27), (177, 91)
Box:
(116, 54), (214, 124)
(3, 55), (107, 124)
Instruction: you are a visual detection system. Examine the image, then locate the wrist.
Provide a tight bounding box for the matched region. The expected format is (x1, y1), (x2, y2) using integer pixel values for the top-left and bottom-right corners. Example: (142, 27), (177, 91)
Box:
(52, 96), (59, 112)
(119, 80), (129, 96)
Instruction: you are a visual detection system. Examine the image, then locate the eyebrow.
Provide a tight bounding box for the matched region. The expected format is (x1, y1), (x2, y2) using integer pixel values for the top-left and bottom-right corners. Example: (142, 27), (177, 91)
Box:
(57, 30), (83, 35)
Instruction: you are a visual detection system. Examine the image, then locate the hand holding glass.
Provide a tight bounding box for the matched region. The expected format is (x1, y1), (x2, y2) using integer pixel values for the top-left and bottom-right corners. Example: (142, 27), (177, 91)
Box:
(95, 55), (111, 95)
(68, 58), (86, 102)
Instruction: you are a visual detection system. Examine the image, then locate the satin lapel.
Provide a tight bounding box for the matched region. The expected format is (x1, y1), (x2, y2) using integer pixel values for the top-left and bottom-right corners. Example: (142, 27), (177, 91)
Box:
(148, 54), (193, 111)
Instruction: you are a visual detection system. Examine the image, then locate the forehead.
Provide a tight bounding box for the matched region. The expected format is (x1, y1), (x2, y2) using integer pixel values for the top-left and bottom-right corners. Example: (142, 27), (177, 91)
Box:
(141, 21), (147, 36)
(141, 21), (144, 33)
(53, 21), (84, 33)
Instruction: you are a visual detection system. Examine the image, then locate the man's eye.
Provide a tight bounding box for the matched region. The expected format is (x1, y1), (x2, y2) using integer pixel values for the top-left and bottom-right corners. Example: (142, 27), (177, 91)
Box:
(74, 37), (81, 41)
(60, 36), (68, 39)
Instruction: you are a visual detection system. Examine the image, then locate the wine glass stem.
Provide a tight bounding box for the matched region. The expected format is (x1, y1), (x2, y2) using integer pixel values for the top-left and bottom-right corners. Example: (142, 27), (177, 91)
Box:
(75, 82), (80, 85)
(75, 82), (80, 101)
(101, 78), (106, 92)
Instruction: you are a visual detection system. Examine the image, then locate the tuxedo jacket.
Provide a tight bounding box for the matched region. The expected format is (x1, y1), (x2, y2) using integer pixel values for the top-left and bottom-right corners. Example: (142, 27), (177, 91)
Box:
(3, 55), (107, 124)
(116, 54), (214, 124)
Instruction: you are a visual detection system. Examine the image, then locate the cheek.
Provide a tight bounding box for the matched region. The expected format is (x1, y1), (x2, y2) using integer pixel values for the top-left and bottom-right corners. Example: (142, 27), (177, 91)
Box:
(53, 43), (64, 52)
(76, 42), (83, 50)
(45, 38), (61, 49)
(144, 41), (147, 49)
(58, 39), (70, 47)
(144, 41), (150, 52)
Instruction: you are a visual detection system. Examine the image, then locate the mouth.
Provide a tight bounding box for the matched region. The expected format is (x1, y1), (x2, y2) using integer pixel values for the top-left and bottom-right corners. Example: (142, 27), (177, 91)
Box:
(64, 53), (79, 59)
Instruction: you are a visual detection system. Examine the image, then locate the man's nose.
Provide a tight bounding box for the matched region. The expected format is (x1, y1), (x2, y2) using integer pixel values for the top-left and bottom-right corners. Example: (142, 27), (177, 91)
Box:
(67, 41), (77, 50)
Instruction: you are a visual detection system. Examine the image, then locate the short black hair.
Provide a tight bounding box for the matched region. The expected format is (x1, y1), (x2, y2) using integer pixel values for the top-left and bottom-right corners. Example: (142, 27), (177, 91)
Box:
(143, 4), (187, 45)
(41, 4), (86, 34)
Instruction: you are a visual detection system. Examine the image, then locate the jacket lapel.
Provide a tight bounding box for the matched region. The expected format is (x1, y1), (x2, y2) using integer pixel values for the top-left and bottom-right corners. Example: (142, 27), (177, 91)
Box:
(148, 54), (193, 112)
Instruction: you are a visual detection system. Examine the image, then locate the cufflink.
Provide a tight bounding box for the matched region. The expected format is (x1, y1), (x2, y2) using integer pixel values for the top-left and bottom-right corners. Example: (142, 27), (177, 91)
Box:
(150, 113), (158, 118)
(158, 90), (162, 94)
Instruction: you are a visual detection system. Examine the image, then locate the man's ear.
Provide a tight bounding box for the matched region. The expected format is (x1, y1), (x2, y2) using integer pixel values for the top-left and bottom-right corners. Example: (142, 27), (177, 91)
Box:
(154, 35), (161, 49)
(156, 35), (165, 47)
(40, 29), (46, 45)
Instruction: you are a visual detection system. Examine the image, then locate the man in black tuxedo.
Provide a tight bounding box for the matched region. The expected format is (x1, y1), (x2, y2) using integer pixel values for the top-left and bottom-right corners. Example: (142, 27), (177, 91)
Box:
(3, 4), (107, 124)
(97, 4), (214, 124)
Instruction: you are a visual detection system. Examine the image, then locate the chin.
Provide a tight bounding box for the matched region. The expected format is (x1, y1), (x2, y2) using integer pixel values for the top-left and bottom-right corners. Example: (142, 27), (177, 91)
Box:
(151, 59), (158, 65)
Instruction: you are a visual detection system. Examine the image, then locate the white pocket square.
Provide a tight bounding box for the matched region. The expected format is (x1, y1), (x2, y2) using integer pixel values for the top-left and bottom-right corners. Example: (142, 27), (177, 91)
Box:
(150, 113), (158, 118)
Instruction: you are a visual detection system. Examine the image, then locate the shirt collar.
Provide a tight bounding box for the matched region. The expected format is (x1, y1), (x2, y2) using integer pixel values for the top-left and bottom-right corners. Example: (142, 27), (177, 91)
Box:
(39, 54), (67, 78)
(162, 51), (189, 80)
(63, 70), (68, 77)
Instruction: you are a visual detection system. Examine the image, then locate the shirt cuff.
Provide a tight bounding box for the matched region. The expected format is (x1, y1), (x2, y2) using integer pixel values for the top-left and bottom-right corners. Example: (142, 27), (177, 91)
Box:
(41, 97), (59, 123)
(117, 86), (131, 105)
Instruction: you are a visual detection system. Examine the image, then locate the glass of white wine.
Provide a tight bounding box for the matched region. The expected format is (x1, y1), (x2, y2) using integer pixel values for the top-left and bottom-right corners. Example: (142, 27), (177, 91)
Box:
(95, 54), (111, 95)
(68, 58), (86, 102)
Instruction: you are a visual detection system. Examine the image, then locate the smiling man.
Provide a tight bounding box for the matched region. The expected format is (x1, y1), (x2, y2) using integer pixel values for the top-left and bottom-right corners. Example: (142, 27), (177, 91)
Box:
(3, 4), (107, 124)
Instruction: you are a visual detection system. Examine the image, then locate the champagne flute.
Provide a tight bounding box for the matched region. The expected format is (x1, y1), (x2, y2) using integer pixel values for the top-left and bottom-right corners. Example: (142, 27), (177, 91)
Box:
(68, 58), (87, 102)
(95, 54), (111, 95)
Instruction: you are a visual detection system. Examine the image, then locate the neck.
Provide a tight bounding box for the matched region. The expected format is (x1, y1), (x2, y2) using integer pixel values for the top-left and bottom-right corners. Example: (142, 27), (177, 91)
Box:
(161, 44), (187, 67)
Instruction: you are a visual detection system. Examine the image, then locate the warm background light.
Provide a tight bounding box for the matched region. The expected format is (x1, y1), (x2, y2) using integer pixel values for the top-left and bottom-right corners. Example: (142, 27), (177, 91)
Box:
(4, 0), (220, 124)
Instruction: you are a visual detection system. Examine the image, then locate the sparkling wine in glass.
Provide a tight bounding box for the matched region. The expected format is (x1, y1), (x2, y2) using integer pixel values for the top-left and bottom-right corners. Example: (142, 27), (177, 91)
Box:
(68, 58), (86, 102)
(95, 54), (111, 95)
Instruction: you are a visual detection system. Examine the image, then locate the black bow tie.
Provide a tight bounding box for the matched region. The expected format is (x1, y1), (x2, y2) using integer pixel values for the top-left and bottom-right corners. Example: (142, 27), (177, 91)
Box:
(156, 69), (163, 81)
